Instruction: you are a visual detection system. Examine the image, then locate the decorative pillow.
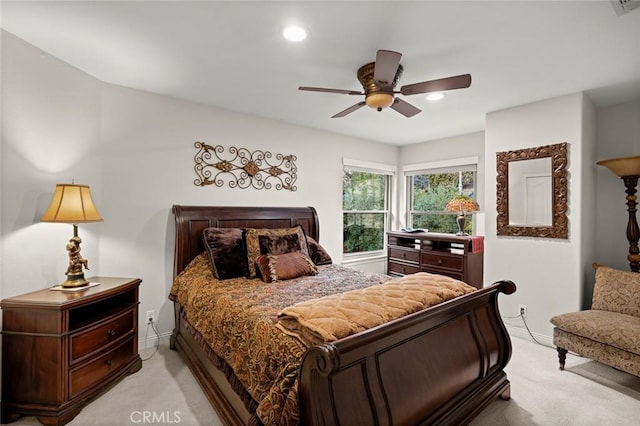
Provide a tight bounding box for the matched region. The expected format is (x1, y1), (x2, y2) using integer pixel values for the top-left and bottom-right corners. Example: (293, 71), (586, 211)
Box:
(244, 226), (310, 278)
(592, 264), (640, 317)
(202, 228), (248, 279)
(306, 236), (332, 265)
(259, 233), (302, 256)
(255, 252), (318, 283)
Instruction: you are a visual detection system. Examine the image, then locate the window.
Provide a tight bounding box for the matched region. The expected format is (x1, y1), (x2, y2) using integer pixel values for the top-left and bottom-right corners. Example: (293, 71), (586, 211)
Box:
(343, 160), (393, 255)
(405, 159), (477, 234)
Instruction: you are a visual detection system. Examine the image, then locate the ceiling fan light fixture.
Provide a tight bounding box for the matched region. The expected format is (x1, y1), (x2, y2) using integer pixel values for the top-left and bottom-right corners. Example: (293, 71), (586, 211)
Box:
(365, 92), (394, 110)
(282, 25), (307, 42)
(426, 92), (445, 101)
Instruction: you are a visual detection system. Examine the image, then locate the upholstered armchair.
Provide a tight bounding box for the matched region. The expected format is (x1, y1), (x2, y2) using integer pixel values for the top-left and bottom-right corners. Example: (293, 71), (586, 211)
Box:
(550, 264), (640, 377)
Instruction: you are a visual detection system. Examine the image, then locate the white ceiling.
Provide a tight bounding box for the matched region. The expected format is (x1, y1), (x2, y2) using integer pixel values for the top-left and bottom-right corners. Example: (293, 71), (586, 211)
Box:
(2, 1), (639, 146)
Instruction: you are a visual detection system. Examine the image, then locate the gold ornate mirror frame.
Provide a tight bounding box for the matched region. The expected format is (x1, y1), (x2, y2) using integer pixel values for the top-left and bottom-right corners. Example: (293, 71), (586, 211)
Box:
(496, 142), (568, 239)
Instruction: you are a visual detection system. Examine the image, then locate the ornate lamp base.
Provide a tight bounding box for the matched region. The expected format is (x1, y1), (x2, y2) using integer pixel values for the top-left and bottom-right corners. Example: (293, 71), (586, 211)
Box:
(61, 224), (91, 287)
(456, 213), (468, 236)
(62, 273), (89, 288)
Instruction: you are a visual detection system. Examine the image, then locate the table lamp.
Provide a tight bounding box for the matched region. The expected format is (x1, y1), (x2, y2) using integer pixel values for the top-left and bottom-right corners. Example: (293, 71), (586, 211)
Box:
(41, 183), (103, 287)
(445, 195), (480, 236)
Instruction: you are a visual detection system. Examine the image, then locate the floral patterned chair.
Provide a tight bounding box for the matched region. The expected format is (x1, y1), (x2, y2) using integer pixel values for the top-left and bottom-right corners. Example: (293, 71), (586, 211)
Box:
(550, 263), (640, 377)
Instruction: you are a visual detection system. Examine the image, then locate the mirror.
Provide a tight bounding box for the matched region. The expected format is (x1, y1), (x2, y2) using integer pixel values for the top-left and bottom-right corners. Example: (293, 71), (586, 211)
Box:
(496, 142), (568, 238)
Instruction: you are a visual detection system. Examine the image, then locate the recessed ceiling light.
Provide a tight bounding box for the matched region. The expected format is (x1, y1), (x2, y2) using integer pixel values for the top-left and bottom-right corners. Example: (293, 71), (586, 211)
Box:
(282, 25), (307, 42)
(426, 93), (445, 101)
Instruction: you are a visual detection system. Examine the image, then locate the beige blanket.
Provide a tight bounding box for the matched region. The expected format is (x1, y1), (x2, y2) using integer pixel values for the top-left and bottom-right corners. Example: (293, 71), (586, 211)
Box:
(276, 272), (476, 347)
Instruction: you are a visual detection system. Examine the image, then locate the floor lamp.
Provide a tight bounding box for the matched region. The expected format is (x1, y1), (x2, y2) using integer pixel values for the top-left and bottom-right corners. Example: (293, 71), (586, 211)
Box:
(597, 155), (640, 272)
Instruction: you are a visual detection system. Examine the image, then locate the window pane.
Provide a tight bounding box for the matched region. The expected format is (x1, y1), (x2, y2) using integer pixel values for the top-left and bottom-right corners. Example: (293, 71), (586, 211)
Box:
(410, 170), (476, 233)
(412, 171), (476, 211)
(343, 213), (385, 253)
(343, 171), (386, 210)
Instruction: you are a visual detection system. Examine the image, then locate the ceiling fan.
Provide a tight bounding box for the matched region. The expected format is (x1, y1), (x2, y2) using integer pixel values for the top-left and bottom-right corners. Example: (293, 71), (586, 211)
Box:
(299, 50), (471, 118)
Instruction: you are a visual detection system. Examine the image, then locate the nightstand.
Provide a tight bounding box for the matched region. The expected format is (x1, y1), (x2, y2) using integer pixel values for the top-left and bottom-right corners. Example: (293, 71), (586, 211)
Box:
(1, 276), (142, 425)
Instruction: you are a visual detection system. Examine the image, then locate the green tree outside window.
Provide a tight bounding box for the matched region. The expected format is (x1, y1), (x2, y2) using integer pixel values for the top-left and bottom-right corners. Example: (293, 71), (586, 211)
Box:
(410, 171), (476, 234)
(343, 170), (388, 253)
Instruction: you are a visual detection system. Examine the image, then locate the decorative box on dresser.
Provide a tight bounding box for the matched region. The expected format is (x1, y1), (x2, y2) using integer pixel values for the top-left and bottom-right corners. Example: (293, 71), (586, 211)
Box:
(1, 276), (142, 426)
(387, 231), (484, 289)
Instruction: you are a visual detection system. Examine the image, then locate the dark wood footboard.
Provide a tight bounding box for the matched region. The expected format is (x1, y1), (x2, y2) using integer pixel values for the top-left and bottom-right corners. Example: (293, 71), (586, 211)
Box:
(298, 280), (515, 426)
(171, 279), (515, 426)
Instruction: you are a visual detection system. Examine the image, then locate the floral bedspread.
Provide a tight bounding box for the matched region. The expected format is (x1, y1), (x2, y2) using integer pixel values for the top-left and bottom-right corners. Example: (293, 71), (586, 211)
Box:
(169, 253), (391, 425)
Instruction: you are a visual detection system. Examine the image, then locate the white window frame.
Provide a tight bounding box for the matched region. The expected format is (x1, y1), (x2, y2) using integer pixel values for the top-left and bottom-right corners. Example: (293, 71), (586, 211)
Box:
(342, 158), (395, 262)
(403, 157), (478, 232)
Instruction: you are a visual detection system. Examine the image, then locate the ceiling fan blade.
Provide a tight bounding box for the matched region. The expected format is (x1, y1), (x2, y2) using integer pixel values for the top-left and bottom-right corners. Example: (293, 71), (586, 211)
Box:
(374, 50), (402, 89)
(332, 101), (366, 118)
(299, 86), (363, 95)
(400, 74), (472, 96)
(390, 98), (421, 118)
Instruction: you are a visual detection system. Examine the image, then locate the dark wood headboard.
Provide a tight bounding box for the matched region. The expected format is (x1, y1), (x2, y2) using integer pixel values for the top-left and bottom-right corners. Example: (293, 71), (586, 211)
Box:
(172, 205), (320, 279)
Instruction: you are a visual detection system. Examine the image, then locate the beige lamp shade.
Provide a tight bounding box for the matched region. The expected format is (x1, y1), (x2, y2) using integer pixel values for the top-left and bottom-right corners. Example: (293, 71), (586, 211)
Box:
(596, 156), (640, 177)
(41, 184), (103, 223)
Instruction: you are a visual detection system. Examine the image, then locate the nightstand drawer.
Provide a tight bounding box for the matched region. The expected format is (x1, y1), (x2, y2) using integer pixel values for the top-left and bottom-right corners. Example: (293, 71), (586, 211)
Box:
(70, 309), (135, 363)
(388, 261), (420, 276)
(388, 247), (420, 263)
(421, 252), (463, 271)
(70, 338), (134, 398)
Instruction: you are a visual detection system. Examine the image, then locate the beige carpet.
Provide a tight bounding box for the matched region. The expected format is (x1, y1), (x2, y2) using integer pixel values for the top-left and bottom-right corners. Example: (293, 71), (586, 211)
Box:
(10, 335), (640, 425)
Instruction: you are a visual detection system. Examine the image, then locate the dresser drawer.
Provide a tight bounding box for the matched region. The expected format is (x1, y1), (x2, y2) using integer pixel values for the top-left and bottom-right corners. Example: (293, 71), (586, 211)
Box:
(388, 261), (420, 276)
(421, 266), (464, 282)
(70, 309), (134, 363)
(70, 338), (134, 398)
(421, 252), (463, 271)
(388, 247), (420, 263)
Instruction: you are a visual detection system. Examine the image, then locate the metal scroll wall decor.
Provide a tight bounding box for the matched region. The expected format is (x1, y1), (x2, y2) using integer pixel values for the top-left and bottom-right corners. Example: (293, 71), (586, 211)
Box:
(193, 142), (297, 191)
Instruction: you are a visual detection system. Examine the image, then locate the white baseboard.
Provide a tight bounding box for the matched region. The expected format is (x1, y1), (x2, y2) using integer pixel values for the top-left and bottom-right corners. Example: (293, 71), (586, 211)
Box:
(138, 324), (172, 349)
(505, 323), (554, 347)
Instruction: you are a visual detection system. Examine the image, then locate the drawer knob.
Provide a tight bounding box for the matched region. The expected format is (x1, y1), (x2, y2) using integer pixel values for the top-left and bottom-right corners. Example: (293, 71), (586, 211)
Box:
(106, 359), (114, 366)
(107, 330), (116, 338)
(438, 259), (443, 264)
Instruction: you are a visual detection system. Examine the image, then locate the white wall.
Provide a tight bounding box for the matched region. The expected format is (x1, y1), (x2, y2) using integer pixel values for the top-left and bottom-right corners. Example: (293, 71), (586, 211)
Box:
(1, 31), (103, 297)
(0, 32), (398, 339)
(595, 100), (640, 272)
(484, 93), (596, 341)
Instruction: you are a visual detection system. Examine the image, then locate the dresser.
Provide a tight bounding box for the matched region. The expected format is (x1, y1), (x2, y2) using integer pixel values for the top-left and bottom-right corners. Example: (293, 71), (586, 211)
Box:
(1, 276), (142, 425)
(387, 231), (484, 289)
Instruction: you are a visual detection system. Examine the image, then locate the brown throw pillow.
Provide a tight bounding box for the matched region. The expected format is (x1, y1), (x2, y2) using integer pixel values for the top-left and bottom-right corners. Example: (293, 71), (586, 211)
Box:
(259, 233), (302, 256)
(255, 252), (318, 283)
(202, 228), (248, 279)
(306, 236), (332, 265)
(244, 226), (310, 278)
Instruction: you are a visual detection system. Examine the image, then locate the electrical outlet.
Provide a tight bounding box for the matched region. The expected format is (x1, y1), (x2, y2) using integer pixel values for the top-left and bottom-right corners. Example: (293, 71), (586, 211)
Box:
(146, 310), (156, 324)
(519, 304), (527, 318)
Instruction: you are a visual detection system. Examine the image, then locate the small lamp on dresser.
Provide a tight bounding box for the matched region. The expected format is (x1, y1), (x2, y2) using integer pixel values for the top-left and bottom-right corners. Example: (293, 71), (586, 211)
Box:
(41, 183), (103, 287)
(597, 155), (640, 272)
(445, 195), (480, 236)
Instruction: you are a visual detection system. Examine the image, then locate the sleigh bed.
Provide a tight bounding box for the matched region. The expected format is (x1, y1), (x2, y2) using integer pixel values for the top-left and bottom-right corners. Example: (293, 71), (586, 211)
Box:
(169, 205), (515, 425)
